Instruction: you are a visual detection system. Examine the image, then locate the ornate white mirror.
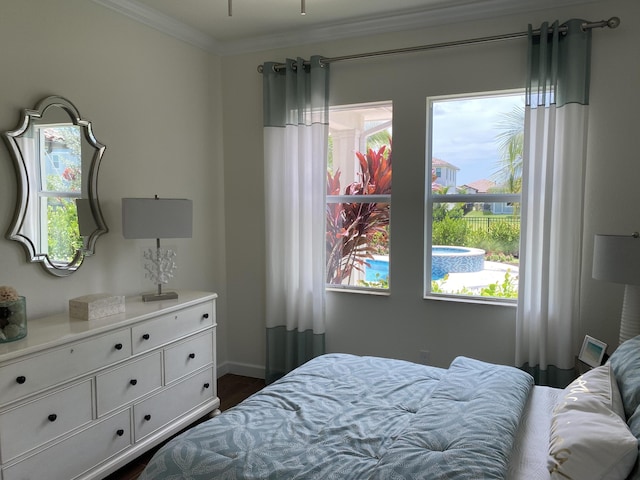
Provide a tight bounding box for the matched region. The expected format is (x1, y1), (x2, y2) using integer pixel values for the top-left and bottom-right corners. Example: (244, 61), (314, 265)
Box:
(2, 96), (108, 276)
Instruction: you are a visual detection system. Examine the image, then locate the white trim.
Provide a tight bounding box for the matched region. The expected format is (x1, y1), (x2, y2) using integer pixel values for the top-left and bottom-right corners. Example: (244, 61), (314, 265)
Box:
(91, 0), (220, 52)
(91, 0), (602, 56)
(219, 0), (599, 55)
(217, 361), (265, 380)
(327, 194), (391, 203)
(432, 193), (520, 203)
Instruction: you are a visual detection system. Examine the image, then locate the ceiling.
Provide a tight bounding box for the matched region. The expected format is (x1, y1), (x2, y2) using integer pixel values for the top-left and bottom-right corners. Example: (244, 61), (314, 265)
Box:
(93, 0), (603, 54)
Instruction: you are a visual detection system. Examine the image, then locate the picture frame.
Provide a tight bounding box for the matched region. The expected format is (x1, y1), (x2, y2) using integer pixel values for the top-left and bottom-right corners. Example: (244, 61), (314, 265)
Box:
(579, 335), (608, 368)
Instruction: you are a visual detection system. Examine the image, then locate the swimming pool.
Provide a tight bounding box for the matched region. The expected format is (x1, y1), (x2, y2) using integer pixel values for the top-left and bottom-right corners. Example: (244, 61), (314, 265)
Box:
(364, 246), (485, 281)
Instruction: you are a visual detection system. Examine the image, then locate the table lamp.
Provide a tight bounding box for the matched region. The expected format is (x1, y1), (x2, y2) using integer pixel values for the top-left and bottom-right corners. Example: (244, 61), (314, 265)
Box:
(592, 232), (640, 344)
(122, 196), (193, 302)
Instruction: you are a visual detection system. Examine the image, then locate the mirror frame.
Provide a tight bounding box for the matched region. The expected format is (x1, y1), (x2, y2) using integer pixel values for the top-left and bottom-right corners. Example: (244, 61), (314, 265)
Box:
(3, 96), (108, 276)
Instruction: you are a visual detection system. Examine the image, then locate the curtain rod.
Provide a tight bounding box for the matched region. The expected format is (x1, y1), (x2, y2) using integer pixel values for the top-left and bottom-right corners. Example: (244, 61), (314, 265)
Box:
(257, 16), (619, 73)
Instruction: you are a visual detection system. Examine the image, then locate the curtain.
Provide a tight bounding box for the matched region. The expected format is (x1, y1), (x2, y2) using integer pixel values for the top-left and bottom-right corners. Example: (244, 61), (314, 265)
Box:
(263, 56), (329, 384)
(516, 19), (592, 387)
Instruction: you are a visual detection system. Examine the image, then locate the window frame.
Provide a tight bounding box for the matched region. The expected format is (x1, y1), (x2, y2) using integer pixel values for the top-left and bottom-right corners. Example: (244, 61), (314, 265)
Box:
(326, 101), (392, 294)
(424, 90), (524, 305)
(36, 123), (83, 260)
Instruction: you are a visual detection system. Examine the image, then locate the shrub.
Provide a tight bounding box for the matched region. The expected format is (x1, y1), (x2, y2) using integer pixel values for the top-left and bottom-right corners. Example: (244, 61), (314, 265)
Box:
(431, 271), (517, 299)
(479, 270), (518, 298)
(487, 220), (520, 255)
(47, 199), (81, 262)
(359, 273), (389, 289)
(432, 217), (468, 246)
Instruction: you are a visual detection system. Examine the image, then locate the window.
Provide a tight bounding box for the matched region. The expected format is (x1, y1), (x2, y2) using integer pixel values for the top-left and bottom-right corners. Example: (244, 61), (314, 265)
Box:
(326, 102), (392, 291)
(38, 124), (83, 262)
(425, 92), (524, 301)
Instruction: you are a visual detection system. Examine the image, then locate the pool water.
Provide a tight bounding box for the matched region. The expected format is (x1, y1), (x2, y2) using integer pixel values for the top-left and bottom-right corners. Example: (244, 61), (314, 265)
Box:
(364, 246), (485, 282)
(364, 258), (393, 282)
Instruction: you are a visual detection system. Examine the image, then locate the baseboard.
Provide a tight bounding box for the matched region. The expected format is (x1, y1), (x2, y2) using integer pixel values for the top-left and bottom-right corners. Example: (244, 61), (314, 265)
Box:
(217, 361), (265, 380)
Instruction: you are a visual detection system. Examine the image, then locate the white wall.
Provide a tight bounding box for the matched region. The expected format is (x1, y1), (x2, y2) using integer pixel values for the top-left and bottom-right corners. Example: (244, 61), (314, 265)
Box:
(0, 0), (228, 364)
(0, 0), (636, 378)
(221, 0), (640, 374)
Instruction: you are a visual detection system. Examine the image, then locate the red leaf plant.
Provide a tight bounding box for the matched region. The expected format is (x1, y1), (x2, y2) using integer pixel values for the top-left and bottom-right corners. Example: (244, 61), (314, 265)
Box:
(326, 143), (392, 285)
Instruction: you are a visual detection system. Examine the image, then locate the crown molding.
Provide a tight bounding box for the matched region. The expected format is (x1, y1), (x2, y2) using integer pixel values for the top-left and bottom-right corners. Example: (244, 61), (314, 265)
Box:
(92, 0), (603, 56)
(91, 0), (220, 52)
(219, 0), (602, 55)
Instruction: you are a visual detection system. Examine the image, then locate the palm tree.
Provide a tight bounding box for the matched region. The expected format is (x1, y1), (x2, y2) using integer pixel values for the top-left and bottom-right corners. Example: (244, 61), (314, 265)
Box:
(366, 130), (391, 152)
(492, 105), (524, 194)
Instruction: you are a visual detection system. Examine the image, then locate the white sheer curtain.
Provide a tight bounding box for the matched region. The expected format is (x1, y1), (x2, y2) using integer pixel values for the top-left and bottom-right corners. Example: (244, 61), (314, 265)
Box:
(262, 56), (329, 384)
(516, 20), (592, 387)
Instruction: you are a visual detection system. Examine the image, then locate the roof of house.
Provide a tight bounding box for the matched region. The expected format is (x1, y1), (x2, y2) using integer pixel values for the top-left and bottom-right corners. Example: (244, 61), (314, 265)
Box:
(432, 158), (459, 171)
(462, 179), (496, 193)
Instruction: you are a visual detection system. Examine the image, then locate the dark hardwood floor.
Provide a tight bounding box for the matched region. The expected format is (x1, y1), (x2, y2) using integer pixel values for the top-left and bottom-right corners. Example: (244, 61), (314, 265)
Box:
(105, 374), (265, 480)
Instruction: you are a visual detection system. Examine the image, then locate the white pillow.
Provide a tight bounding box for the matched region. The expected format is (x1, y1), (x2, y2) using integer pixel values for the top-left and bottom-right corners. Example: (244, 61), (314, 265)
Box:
(548, 366), (637, 480)
(559, 364), (625, 419)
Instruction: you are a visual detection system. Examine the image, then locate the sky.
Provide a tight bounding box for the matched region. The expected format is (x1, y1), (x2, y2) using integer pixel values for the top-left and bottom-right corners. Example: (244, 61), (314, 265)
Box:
(431, 94), (524, 186)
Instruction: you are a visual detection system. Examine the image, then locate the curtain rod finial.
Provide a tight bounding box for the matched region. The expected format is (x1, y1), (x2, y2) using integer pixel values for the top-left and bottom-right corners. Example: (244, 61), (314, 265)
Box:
(607, 17), (621, 29)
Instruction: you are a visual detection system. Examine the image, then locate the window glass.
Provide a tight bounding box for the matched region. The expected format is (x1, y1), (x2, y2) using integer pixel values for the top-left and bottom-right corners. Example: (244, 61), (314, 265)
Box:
(37, 124), (82, 261)
(426, 92), (524, 301)
(326, 102), (392, 291)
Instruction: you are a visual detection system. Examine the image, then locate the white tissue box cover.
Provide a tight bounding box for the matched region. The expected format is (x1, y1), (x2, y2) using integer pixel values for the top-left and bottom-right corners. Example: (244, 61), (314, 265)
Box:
(69, 294), (125, 320)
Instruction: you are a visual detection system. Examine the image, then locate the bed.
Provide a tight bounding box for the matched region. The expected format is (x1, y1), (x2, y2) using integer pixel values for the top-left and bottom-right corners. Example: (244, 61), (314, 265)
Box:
(138, 336), (640, 480)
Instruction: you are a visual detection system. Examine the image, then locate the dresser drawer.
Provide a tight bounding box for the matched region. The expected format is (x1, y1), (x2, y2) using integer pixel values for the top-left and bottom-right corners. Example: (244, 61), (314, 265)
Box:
(164, 330), (214, 384)
(0, 329), (130, 406)
(132, 301), (214, 355)
(133, 367), (214, 442)
(0, 379), (92, 463)
(96, 352), (162, 416)
(2, 409), (131, 480)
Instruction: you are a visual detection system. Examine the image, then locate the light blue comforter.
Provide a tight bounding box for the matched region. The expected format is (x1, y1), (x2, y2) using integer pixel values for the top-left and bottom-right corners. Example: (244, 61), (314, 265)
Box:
(139, 353), (533, 480)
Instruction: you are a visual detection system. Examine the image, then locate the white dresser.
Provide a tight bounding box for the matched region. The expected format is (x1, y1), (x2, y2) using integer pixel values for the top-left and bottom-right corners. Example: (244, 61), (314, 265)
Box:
(0, 290), (219, 480)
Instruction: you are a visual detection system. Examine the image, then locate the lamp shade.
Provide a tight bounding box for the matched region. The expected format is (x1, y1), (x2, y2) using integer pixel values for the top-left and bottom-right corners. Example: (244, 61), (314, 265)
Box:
(122, 198), (192, 239)
(593, 234), (640, 286)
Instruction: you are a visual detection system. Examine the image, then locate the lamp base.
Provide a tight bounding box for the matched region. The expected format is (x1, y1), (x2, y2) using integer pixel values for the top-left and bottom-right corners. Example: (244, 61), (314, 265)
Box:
(620, 284), (640, 344)
(142, 291), (178, 302)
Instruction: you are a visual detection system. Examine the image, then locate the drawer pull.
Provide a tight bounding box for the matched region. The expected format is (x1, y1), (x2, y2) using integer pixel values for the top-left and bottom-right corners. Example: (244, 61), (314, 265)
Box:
(204, 383), (210, 389)
(130, 379), (138, 386)
(116, 429), (125, 436)
(202, 313), (209, 319)
(48, 414), (58, 422)
(144, 414), (151, 421)
(188, 353), (196, 359)
(142, 333), (150, 340)
(115, 343), (123, 350)
(16, 375), (26, 384)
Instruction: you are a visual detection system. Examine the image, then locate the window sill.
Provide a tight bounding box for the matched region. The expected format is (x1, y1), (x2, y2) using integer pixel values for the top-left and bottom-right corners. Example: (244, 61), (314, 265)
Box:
(424, 294), (516, 308)
(326, 286), (390, 296)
